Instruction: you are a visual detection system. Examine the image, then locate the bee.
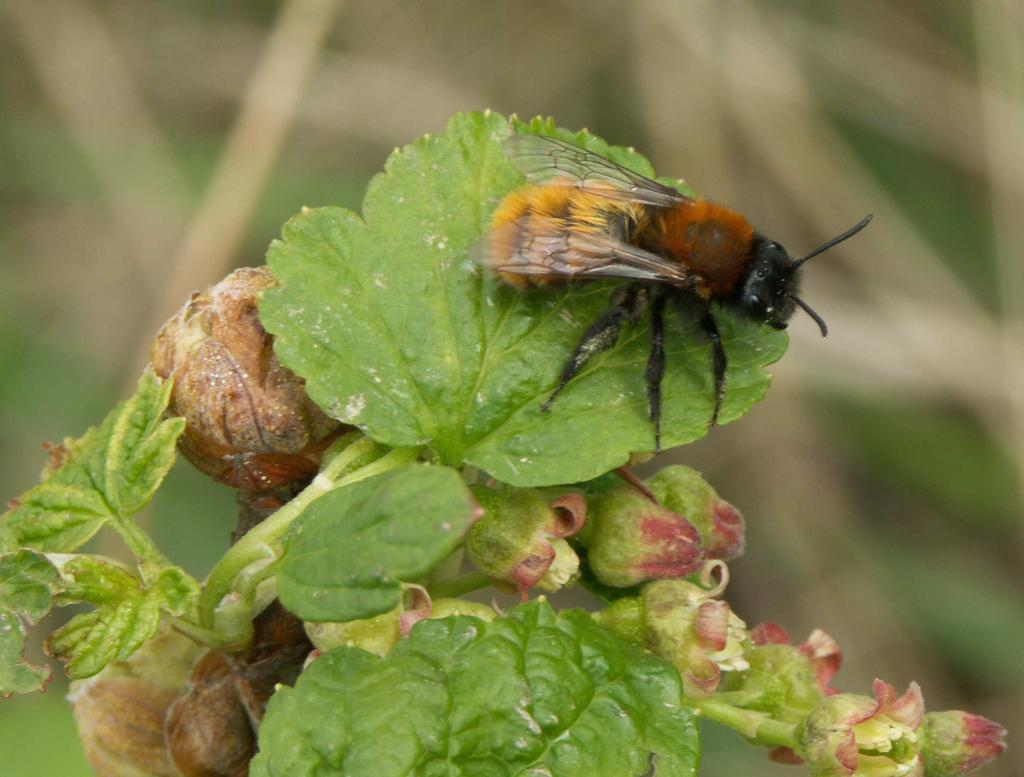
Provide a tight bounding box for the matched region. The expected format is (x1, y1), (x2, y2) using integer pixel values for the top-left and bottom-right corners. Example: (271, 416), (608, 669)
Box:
(472, 134), (872, 451)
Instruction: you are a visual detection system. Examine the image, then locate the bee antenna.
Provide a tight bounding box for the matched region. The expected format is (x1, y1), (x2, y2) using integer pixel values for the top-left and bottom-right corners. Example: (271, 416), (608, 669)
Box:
(790, 296), (828, 337)
(792, 214), (873, 267)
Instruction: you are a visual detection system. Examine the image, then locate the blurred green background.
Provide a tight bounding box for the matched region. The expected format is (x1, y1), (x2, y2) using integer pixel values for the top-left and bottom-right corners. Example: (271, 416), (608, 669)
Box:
(1, 0), (1021, 775)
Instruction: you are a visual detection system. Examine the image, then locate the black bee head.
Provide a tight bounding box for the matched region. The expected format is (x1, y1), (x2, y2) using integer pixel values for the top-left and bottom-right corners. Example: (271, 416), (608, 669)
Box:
(741, 239), (800, 331)
(740, 215), (873, 338)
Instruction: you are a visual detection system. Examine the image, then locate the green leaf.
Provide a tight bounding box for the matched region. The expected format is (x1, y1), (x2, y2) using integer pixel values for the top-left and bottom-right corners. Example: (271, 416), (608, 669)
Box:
(261, 111), (787, 487)
(278, 464), (477, 622)
(0, 550), (61, 696)
(252, 599), (699, 777)
(1, 369), (185, 552)
(46, 557), (199, 679)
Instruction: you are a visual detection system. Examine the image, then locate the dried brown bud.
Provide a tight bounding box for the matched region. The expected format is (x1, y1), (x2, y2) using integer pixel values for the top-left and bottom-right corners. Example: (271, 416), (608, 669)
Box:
(68, 626), (201, 777)
(150, 267), (344, 491)
(165, 652), (253, 777)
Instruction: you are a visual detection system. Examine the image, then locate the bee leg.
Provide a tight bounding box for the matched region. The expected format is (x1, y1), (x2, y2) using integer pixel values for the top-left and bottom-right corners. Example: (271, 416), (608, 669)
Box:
(699, 310), (727, 425)
(541, 284), (647, 411)
(644, 292), (668, 452)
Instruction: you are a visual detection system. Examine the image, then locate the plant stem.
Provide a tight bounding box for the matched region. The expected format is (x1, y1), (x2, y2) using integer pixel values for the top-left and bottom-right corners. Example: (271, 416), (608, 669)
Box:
(165, 615), (230, 648)
(430, 571), (491, 599)
(198, 442), (423, 641)
(693, 697), (801, 752)
(111, 515), (174, 581)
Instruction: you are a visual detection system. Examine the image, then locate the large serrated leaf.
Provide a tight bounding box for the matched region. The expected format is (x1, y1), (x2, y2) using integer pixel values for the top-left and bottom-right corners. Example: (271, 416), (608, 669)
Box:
(278, 464), (477, 622)
(252, 599), (699, 777)
(0, 550), (61, 696)
(261, 111), (787, 487)
(1, 369), (185, 552)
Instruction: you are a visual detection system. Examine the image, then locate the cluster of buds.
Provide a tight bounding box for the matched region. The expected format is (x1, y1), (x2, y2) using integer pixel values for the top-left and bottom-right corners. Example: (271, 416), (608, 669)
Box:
(719, 626), (1005, 777)
(798, 679), (1006, 777)
(466, 485), (587, 598)
(596, 575), (749, 698)
(150, 267), (344, 492)
(576, 465), (743, 588)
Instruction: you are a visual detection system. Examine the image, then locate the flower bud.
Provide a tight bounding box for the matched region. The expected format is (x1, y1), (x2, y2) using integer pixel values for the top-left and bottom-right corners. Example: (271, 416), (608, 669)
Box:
(581, 483), (704, 587)
(919, 711), (1007, 776)
(592, 596), (645, 646)
(150, 267), (344, 491)
(305, 608), (401, 657)
(68, 626), (201, 777)
(721, 622), (841, 739)
(466, 486), (586, 598)
(647, 465), (745, 561)
(801, 679), (925, 777)
(429, 598), (497, 622)
(641, 579), (749, 698)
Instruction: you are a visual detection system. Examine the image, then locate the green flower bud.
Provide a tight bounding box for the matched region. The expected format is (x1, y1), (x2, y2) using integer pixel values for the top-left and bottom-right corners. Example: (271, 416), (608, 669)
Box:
(581, 484), (704, 587)
(305, 607), (401, 656)
(920, 710), (1006, 776)
(642, 579), (749, 698)
(722, 623), (842, 726)
(429, 598), (497, 622)
(801, 680), (925, 777)
(592, 596), (645, 646)
(305, 586), (434, 655)
(647, 465), (745, 561)
(466, 486), (586, 597)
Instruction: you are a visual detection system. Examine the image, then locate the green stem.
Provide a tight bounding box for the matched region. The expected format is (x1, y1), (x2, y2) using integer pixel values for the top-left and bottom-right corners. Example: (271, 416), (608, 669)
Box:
(199, 442), (423, 642)
(165, 615), (230, 648)
(430, 571), (492, 599)
(693, 698), (801, 752)
(111, 515), (173, 581)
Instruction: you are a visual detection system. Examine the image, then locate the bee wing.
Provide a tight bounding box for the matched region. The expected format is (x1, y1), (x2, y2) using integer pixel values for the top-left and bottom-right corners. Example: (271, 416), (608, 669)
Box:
(504, 134), (690, 208)
(472, 221), (698, 286)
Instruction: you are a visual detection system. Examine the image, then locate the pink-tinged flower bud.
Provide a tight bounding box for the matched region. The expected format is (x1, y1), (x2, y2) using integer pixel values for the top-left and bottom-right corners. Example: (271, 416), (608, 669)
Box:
(801, 679), (925, 777)
(150, 267), (344, 491)
(304, 586), (433, 656)
(466, 486), (586, 598)
(305, 608), (400, 657)
(581, 483), (704, 587)
(640, 579), (749, 699)
(920, 710), (1007, 776)
(745, 622), (842, 698)
(647, 465), (745, 561)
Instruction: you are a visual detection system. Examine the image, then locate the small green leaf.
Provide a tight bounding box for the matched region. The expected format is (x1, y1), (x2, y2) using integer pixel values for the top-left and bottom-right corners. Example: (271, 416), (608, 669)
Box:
(278, 464), (477, 622)
(46, 557), (199, 679)
(0, 550), (62, 696)
(262, 111), (787, 487)
(1, 369), (185, 552)
(252, 599), (699, 777)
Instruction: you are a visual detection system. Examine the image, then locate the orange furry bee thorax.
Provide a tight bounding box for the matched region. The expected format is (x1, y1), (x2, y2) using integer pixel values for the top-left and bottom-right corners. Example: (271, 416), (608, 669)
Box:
(648, 201), (756, 298)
